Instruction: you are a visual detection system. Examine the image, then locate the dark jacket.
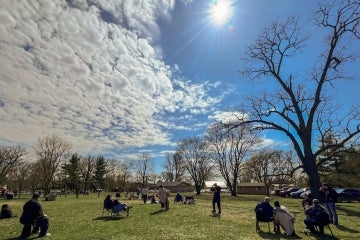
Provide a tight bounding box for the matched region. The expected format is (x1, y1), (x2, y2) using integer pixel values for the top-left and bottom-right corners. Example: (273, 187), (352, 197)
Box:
(255, 201), (274, 220)
(0, 208), (13, 219)
(20, 199), (42, 224)
(305, 204), (325, 222)
(212, 186), (221, 201)
(320, 187), (338, 203)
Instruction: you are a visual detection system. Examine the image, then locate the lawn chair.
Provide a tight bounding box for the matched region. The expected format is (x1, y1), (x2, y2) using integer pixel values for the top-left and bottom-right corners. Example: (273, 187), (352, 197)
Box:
(255, 208), (273, 232)
(315, 211), (334, 238)
(102, 199), (114, 217)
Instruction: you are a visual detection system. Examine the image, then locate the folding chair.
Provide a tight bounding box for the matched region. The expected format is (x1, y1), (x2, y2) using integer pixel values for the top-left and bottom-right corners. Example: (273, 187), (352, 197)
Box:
(102, 200), (114, 217)
(315, 211), (334, 238)
(255, 208), (273, 232)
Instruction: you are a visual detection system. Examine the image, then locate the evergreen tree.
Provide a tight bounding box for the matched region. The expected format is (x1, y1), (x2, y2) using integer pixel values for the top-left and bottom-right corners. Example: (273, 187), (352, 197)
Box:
(94, 155), (107, 189)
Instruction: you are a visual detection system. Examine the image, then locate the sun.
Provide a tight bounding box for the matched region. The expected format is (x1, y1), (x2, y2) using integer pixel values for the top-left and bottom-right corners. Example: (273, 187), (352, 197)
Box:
(209, 0), (233, 26)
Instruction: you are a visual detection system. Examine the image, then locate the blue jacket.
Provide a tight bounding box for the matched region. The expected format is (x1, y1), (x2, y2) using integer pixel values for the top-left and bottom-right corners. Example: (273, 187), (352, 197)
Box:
(255, 201), (274, 219)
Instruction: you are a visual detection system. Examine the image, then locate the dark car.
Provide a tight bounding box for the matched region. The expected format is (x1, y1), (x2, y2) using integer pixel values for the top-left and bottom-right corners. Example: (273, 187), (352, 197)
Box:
(336, 188), (360, 202)
(279, 187), (299, 197)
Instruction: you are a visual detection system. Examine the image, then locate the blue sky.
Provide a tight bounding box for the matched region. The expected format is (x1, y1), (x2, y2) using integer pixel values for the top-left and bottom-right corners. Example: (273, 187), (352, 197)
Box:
(0, 0), (359, 172)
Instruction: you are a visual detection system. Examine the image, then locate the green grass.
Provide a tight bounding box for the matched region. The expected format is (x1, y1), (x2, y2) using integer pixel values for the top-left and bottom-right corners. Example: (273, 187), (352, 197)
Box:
(1, 193), (359, 239)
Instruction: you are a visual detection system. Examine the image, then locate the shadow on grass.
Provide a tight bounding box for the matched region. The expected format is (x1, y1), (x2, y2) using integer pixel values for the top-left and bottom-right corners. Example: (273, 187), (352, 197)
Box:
(150, 209), (167, 215)
(337, 205), (360, 217)
(257, 230), (315, 239)
(302, 232), (340, 240)
(334, 224), (359, 234)
(93, 216), (124, 221)
(4, 237), (39, 240)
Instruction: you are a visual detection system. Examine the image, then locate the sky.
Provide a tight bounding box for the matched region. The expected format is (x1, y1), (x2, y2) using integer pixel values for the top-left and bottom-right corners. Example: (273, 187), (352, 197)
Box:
(0, 0), (359, 172)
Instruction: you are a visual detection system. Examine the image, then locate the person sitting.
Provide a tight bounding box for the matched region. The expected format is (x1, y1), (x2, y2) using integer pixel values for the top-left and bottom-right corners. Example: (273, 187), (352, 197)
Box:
(104, 194), (114, 211)
(273, 201), (296, 236)
(0, 204), (13, 219)
(174, 192), (184, 204)
(302, 192), (313, 211)
(255, 196), (275, 231)
(255, 196), (274, 221)
(185, 196), (195, 204)
(150, 195), (157, 204)
(112, 199), (131, 216)
(304, 199), (327, 235)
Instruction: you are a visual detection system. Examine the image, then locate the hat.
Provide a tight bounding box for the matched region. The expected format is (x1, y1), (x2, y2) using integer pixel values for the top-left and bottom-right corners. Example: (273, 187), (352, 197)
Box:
(32, 193), (40, 199)
(264, 196), (270, 202)
(312, 199), (319, 204)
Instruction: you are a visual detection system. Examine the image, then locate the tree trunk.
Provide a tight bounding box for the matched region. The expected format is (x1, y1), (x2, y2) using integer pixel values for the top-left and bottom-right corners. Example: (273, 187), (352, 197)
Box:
(304, 154), (321, 201)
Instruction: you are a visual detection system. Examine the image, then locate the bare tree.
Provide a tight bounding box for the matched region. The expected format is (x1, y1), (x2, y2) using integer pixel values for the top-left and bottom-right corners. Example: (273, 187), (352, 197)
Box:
(28, 162), (41, 193)
(34, 135), (71, 194)
(162, 151), (186, 182)
(10, 161), (32, 198)
(135, 153), (154, 187)
(237, 1), (360, 199)
(243, 149), (298, 195)
(104, 158), (119, 192)
(118, 159), (135, 191)
(79, 154), (96, 192)
(177, 137), (214, 195)
(206, 121), (260, 196)
(0, 145), (26, 184)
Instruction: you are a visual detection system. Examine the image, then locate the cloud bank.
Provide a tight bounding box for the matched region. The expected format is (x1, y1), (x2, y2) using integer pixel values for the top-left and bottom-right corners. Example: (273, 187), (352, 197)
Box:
(0, 0), (224, 157)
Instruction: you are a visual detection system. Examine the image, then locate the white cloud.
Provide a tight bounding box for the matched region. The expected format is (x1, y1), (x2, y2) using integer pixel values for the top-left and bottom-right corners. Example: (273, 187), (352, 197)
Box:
(0, 0), (225, 159)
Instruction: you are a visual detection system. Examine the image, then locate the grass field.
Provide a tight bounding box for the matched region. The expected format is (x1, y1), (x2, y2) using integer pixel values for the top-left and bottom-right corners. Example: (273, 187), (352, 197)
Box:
(1, 192), (359, 240)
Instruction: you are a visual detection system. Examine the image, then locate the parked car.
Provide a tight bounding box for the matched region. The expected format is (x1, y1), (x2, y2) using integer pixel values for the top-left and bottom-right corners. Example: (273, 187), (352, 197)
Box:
(336, 188), (360, 202)
(290, 188), (309, 198)
(279, 187), (299, 197)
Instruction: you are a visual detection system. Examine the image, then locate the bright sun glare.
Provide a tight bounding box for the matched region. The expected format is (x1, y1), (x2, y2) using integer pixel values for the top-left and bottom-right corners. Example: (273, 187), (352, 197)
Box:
(209, 0), (233, 26)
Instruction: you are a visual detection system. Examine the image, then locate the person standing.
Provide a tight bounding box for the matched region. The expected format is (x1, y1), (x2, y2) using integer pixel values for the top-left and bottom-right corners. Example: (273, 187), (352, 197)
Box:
(211, 183), (221, 215)
(19, 194), (49, 239)
(158, 185), (169, 210)
(141, 186), (149, 204)
(319, 183), (338, 225)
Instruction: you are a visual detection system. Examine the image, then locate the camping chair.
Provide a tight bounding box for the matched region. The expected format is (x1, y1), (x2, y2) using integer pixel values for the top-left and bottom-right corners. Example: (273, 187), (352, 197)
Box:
(102, 199), (114, 217)
(255, 208), (273, 232)
(315, 211), (334, 238)
(185, 196), (195, 204)
(112, 202), (130, 217)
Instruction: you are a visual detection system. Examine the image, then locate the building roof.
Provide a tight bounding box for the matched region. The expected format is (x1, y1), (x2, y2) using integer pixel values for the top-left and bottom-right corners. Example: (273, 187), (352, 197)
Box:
(155, 181), (192, 187)
(205, 181), (227, 188)
(237, 182), (266, 187)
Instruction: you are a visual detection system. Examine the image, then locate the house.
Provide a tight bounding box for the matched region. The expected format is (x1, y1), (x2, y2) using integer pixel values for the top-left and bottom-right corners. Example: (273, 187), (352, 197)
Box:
(237, 182), (266, 195)
(154, 181), (193, 193)
(203, 181), (227, 192)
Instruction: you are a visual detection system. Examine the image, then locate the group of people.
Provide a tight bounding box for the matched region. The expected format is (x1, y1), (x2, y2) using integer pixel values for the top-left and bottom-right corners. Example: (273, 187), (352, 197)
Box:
(255, 196), (296, 236)
(141, 185), (196, 209)
(1, 194), (50, 239)
(255, 183), (339, 236)
(0, 182), (339, 239)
